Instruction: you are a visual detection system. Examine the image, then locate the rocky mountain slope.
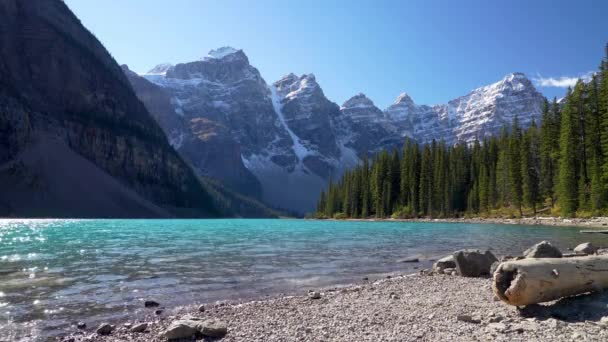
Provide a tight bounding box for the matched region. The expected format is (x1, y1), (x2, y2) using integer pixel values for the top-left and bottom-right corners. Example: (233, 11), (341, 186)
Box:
(132, 48), (545, 213)
(0, 0), (222, 217)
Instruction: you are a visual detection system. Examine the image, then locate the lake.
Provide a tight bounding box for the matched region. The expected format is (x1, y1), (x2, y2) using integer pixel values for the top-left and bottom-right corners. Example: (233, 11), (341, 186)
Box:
(1, 218), (607, 340)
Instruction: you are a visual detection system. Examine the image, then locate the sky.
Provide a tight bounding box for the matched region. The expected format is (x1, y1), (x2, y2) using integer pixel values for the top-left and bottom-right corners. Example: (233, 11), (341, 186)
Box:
(65, 0), (607, 109)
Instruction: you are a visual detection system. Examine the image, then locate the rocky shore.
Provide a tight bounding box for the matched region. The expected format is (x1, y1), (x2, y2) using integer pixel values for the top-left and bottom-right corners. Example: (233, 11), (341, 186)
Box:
(59, 243), (608, 342)
(342, 216), (608, 229)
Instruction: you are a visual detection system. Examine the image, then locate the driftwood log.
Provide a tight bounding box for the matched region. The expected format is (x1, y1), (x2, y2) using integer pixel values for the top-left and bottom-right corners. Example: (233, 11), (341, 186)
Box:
(492, 255), (608, 306)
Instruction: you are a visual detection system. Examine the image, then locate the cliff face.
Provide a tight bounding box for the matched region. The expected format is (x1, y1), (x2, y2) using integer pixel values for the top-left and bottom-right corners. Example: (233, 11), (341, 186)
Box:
(0, 0), (219, 217)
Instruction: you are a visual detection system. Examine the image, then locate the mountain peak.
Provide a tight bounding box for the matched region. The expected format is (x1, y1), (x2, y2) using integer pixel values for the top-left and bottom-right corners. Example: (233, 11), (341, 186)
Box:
(204, 46), (241, 60)
(146, 63), (173, 75)
(342, 93), (375, 109)
(394, 92), (415, 105)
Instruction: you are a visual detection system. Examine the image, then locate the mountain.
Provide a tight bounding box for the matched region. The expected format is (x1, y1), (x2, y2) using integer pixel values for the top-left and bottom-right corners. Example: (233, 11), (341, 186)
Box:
(385, 72), (545, 144)
(0, 0), (221, 218)
(132, 48), (545, 214)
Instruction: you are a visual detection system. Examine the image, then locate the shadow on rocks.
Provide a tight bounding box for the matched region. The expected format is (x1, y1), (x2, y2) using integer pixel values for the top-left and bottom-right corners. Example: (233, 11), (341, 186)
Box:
(517, 290), (608, 323)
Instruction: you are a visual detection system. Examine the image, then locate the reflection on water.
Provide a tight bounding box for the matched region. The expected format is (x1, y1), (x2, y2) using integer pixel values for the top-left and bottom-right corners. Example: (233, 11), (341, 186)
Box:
(1, 218), (607, 340)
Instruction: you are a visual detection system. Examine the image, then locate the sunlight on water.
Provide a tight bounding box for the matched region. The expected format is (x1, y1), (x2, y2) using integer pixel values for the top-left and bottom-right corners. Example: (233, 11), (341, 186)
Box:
(0, 218), (606, 339)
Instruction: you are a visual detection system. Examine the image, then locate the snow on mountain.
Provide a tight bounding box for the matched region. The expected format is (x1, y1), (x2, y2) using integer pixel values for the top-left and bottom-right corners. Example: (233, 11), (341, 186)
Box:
(128, 47), (546, 213)
(385, 72), (545, 144)
(204, 46), (240, 60)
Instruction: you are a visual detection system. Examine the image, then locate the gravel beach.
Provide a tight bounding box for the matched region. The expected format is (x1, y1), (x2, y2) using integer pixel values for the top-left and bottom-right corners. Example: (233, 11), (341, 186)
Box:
(59, 273), (608, 342)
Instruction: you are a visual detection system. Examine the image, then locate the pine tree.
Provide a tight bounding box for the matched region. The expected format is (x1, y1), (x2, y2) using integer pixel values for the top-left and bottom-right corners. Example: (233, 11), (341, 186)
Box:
(522, 120), (541, 214)
(509, 117), (523, 216)
(558, 88), (579, 217)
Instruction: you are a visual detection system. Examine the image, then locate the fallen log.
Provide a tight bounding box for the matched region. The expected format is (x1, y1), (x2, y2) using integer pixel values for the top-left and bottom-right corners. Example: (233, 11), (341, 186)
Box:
(492, 255), (608, 306)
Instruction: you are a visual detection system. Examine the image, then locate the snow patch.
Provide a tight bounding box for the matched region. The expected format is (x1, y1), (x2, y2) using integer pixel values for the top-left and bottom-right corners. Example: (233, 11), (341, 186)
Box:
(205, 47), (239, 60)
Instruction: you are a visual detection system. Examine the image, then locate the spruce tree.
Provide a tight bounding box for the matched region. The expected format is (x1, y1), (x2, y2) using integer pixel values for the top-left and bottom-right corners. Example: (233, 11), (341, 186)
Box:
(558, 88), (579, 217)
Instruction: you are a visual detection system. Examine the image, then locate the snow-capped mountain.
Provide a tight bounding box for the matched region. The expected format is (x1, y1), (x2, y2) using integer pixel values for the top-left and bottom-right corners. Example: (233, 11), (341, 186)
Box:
(124, 47), (545, 213)
(386, 72), (545, 144)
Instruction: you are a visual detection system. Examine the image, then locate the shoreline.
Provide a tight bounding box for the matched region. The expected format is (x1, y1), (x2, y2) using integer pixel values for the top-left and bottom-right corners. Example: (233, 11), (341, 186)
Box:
(59, 273), (608, 341)
(330, 216), (608, 229)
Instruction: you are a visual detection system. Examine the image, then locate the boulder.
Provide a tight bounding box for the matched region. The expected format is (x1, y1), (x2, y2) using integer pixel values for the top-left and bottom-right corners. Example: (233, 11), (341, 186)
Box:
(96, 323), (114, 335)
(523, 241), (562, 258)
(433, 255), (456, 274)
(574, 242), (598, 255)
(453, 249), (498, 277)
(197, 319), (228, 337)
(163, 320), (199, 340)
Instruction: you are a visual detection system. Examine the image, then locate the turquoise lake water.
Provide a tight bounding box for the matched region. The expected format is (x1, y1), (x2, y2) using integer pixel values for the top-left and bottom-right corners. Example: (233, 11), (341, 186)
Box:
(1, 218), (607, 340)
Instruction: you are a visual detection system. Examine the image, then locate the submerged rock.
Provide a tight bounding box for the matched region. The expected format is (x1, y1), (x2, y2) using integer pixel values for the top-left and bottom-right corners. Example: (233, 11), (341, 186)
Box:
(574, 242), (598, 255)
(523, 241), (562, 258)
(144, 300), (160, 308)
(453, 249), (497, 277)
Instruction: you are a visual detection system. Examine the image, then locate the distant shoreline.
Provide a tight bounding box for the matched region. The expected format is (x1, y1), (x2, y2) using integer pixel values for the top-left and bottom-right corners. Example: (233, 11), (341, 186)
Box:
(321, 216), (608, 229)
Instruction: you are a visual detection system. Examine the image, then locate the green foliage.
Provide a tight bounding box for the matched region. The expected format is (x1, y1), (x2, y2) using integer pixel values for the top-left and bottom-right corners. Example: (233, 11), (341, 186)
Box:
(316, 43), (608, 219)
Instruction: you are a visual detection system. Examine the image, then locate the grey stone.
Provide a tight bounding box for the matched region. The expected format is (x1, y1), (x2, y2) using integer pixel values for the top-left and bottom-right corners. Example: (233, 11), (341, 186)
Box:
(198, 304), (206, 312)
(453, 249), (498, 277)
(197, 319), (228, 337)
(488, 322), (507, 331)
(96, 323), (113, 335)
(433, 255), (456, 274)
(399, 256), (420, 263)
(523, 241), (562, 258)
(144, 300), (160, 308)
(457, 315), (481, 324)
(308, 291), (322, 299)
(130, 322), (147, 333)
(574, 242), (598, 255)
(163, 320), (199, 340)
(76, 322), (86, 330)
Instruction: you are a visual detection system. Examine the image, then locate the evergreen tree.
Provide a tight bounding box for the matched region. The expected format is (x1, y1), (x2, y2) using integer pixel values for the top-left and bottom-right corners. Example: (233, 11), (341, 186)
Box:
(509, 117), (524, 216)
(558, 88), (579, 217)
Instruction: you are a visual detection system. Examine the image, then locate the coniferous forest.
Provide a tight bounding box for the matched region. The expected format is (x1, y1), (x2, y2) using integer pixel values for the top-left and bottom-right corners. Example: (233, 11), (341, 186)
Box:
(316, 46), (608, 219)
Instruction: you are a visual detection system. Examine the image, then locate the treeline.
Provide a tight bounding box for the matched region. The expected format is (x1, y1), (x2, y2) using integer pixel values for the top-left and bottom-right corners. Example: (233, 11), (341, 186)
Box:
(317, 46), (608, 219)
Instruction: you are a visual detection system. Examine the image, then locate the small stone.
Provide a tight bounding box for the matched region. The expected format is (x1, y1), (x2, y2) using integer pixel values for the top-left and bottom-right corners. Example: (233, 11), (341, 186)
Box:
(155, 309), (164, 315)
(197, 319), (228, 337)
(400, 256), (420, 263)
(130, 322), (148, 333)
(308, 291), (322, 299)
(76, 322), (86, 330)
(362, 277), (369, 281)
(428, 313), (435, 320)
(96, 323), (113, 335)
(144, 300), (160, 308)
(489, 315), (504, 323)
(389, 292), (400, 299)
(123, 322), (132, 329)
(488, 322), (507, 331)
(457, 315), (481, 324)
(198, 304), (206, 312)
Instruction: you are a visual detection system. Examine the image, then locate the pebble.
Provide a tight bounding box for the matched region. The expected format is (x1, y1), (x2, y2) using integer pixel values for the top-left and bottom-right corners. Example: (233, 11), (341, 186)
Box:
(457, 315), (481, 324)
(487, 322), (507, 332)
(198, 304), (206, 313)
(76, 322), (86, 330)
(130, 322), (147, 333)
(199, 319), (228, 337)
(308, 291), (322, 300)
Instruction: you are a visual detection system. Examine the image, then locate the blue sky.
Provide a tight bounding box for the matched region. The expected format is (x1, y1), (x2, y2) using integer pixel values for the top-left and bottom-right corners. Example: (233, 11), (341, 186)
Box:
(65, 0), (607, 108)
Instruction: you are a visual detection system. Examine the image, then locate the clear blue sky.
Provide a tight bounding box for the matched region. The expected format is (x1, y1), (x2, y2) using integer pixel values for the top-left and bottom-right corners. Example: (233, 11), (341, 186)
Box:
(65, 0), (607, 108)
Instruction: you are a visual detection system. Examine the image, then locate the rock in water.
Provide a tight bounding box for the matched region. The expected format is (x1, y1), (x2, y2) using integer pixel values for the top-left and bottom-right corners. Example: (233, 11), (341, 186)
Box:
(523, 241), (562, 258)
(96, 323), (114, 335)
(453, 249), (497, 277)
(197, 319), (228, 337)
(163, 320), (199, 340)
(433, 255), (456, 274)
(130, 322), (148, 333)
(144, 300), (160, 308)
(574, 242), (598, 255)
(76, 322), (86, 330)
